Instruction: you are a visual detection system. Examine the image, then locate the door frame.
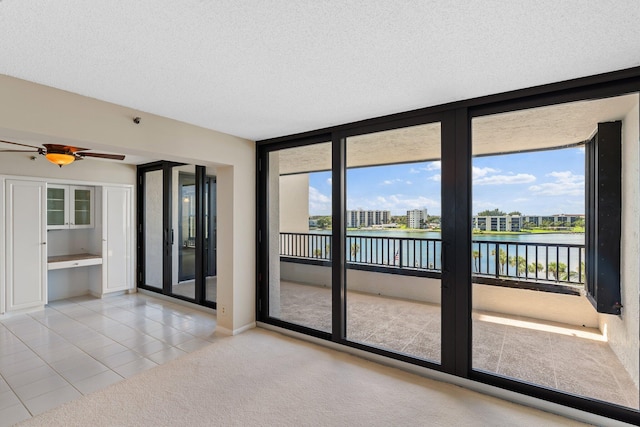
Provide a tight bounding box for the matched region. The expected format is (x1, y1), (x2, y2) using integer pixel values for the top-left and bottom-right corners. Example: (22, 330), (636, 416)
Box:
(137, 161), (217, 309)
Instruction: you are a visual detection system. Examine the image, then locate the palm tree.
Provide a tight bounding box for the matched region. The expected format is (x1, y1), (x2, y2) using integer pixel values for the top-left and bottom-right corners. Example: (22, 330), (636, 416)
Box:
(325, 243), (331, 258)
(548, 262), (558, 279)
(490, 248), (507, 275)
(472, 250), (480, 273)
(508, 255), (527, 276)
(528, 262), (544, 278)
(548, 262), (566, 280)
(350, 243), (360, 261)
(313, 248), (322, 258)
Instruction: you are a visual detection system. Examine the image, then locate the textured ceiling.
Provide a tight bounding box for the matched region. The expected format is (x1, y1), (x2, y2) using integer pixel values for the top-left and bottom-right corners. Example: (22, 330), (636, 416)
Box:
(276, 94), (638, 175)
(0, 1), (639, 142)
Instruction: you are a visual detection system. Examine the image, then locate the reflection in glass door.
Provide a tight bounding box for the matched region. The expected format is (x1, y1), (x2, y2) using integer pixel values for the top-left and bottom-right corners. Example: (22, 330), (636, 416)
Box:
(143, 168), (163, 289)
(204, 176), (217, 303)
(172, 166), (196, 299)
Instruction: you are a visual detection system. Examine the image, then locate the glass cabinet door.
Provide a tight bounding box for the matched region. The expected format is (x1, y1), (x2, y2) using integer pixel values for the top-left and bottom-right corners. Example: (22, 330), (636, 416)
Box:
(73, 188), (92, 226)
(47, 186), (67, 228)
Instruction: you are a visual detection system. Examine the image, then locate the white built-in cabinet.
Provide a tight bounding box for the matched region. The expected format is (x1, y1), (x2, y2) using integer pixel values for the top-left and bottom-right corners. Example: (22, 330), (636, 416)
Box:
(1, 177), (134, 314)
(4, 180), (48, 312)
(47, 184), (94, 229)
(100, 186), (133, 294)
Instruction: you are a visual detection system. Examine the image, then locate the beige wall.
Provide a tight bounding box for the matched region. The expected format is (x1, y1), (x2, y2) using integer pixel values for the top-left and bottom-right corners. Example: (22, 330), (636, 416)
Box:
(0, 74), (256, 335)
(279, 173), (309, 233)
(599, 96), (640, 387)
(0, 154), (136, 184)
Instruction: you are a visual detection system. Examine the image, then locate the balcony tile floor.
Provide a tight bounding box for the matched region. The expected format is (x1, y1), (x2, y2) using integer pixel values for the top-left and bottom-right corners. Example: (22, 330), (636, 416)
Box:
(278, 280), (639, 410)
(0, 293), (217, 426)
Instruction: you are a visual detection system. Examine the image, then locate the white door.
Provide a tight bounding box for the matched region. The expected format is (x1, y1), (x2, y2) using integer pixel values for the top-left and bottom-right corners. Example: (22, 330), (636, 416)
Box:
(5, 180), (47, 311)
(102, 186), (132, 293)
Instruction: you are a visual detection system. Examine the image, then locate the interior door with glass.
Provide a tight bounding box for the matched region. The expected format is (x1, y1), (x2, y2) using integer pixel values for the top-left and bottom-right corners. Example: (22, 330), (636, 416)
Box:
(204, 175), (217, 304)
(172, 165), (197, 299)
(139, 162), (217, 308)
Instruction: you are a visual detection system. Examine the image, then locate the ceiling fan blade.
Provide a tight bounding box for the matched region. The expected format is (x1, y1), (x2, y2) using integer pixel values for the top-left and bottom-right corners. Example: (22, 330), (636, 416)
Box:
(0, 139), (41, 150)
(0, 149), (39, 153)
(43, 143), (89, 153)
(77, 152), (126, 161)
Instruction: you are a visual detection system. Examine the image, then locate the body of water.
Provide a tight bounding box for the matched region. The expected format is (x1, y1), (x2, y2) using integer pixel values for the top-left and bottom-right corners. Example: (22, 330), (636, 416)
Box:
(298, 229), (585, 282)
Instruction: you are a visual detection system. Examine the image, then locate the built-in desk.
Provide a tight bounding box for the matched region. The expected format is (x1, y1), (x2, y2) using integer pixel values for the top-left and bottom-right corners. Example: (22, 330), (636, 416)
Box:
(47, 253), (102, 270)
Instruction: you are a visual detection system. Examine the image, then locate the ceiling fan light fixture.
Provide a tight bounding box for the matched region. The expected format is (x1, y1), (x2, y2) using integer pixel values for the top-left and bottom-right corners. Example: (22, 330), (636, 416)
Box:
(45, 152), (75, 167)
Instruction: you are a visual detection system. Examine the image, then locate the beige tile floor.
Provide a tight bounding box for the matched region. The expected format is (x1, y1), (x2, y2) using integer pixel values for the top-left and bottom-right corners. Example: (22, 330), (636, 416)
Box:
(171, 276), (217, 300)
(0, 293), (217, 426)
(276, 280), (639, 410)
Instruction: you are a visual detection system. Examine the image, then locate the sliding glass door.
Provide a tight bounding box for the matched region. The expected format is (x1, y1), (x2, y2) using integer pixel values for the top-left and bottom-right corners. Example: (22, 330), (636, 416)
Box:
(470, 93), (639, 410)
(344, 122), (443, 364)
(138, 162), (217, 308)
(257, 76), (640, 424)
(264, 141), (333, 333)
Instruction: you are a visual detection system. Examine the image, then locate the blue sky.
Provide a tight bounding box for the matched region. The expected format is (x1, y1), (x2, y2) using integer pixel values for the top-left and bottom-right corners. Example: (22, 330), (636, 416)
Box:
(308, 147), (585, 216)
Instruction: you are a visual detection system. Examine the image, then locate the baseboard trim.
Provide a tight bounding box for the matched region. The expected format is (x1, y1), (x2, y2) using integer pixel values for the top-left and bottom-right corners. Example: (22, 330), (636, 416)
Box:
(217, 322), (256, 336)
(136, 289), (216, 315)
(257, 322), (630, 427)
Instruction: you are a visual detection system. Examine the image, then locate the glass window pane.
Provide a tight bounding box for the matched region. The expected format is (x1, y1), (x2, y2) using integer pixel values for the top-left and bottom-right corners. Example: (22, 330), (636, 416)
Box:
(205, 175), (217, 304)
(268, 142), (332, 333)
(172, 166), (196, 299)
(345, 122), (442, 364)
(144, 169), (163, 289)
(47, 187), (66, 226)
(471, 93), (639, 409)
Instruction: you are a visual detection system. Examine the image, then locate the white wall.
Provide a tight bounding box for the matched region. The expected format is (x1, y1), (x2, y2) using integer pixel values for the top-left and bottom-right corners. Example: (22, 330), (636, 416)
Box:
(599, 96), (640, 387)
(279, 173), (309, 233)
(0, 74), (255, 335)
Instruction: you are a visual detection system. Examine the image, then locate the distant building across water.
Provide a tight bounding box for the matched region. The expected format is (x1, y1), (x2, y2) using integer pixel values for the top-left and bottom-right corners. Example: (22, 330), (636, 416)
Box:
(347, 209), (391, 228)
(407, 209), (429, 229)
(473, 214), (585, 231)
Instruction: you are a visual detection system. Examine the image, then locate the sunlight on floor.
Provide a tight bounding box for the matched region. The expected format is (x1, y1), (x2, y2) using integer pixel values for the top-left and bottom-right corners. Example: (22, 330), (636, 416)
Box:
(474, 313), (607, 342)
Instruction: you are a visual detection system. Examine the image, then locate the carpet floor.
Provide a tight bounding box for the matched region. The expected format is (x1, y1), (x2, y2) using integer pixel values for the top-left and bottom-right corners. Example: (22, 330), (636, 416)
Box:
(18, 328), (588, 426)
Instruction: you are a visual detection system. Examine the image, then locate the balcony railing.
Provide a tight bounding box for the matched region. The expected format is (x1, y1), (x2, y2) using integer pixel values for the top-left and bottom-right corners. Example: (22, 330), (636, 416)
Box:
(279, 232), (585, 287)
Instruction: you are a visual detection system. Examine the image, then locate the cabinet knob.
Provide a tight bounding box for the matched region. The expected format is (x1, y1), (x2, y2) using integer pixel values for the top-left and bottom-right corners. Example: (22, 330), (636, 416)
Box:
(42, 242), (46, 245)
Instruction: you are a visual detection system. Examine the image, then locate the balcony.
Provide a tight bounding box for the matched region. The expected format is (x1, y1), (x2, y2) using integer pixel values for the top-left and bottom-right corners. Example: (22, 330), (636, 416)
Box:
(274, 232), (639, 410)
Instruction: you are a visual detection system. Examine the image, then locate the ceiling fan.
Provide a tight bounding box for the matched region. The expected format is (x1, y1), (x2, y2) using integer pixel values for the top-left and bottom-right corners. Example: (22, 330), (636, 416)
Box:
(0, 139), (125, 167)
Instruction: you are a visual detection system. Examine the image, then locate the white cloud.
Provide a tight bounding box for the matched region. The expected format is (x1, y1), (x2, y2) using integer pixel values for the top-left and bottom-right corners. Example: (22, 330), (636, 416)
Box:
(326, 178), (332, 185)
(405, 180), (412, 185)
(474, 173), (536, 186)
(425, 161), (441, 171)
(409, 168), (420, 174)
(308, 186), (331, 213)
(472, 166), (499, 179)
(429, 174), (441, 182)
(528, 171), (584, 196)
(380, 178), (403, 185)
